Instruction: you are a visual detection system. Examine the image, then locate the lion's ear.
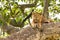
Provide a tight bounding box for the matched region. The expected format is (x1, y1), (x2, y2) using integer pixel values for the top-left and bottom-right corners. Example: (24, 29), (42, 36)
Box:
(32, 11), (35, 14)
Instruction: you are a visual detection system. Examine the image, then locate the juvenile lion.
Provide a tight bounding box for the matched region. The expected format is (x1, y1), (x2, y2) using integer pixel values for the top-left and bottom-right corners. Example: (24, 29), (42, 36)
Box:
(30, 12), (50, 29)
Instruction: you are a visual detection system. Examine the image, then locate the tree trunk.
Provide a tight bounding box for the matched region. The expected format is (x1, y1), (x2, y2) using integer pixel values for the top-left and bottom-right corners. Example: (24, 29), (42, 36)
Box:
(43, 0), (49, 19)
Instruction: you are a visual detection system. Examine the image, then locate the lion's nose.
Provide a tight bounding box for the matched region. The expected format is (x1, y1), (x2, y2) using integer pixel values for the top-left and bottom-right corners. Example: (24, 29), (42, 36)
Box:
(34, 21), (38, 23)
(34, 19), (38, 23)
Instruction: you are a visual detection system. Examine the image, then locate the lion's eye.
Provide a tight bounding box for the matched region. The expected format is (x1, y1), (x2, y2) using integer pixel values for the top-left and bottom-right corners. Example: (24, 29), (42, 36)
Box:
(44, 22), (49, 23)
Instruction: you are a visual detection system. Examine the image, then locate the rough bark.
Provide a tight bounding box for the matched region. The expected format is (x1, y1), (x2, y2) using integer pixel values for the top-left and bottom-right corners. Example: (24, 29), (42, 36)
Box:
(1, 23), (20, 34)
(0, 22), (60, 40)
(43, 0), (49, 19)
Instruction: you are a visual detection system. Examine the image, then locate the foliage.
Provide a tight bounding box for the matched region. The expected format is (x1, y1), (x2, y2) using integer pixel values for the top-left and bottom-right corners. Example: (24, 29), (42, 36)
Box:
(0, 0), (60, 37)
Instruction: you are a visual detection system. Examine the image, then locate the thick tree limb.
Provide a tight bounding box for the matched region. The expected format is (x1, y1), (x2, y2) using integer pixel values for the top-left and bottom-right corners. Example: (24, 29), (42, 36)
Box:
(1, 23), (20, 35)
(0, 22), (60, 40)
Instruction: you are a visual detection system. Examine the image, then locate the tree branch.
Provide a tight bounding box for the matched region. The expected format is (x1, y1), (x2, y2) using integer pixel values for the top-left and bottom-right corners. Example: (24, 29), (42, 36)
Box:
(9, 9), (34, 27)
(18, 3), (36, 8)
(0, 22), (60, 40)
(1, 22), (20, 35)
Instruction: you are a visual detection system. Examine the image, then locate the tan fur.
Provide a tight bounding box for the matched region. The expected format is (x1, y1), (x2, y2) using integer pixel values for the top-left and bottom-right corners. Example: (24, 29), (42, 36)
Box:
(30, 12), (51, 29)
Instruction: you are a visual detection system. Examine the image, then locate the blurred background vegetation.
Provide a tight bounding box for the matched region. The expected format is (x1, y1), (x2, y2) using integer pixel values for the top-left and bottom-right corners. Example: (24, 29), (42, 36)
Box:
(0, 0), (60, 38)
